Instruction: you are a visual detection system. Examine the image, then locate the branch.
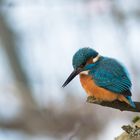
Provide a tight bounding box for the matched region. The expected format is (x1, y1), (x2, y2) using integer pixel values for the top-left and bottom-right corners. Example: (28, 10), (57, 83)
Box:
(87, 96), (140, 113)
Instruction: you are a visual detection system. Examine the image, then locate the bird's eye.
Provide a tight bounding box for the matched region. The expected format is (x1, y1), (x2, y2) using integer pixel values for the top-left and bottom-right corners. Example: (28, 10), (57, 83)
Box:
(81, 62), (86, 67)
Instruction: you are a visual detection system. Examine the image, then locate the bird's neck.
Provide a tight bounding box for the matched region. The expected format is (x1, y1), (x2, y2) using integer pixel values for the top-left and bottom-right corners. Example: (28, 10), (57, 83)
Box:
(80, 56), (104, 76)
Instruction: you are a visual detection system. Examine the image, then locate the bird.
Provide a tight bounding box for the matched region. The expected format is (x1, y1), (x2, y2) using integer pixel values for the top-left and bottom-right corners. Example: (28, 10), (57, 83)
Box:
(62, 47), (136, 108)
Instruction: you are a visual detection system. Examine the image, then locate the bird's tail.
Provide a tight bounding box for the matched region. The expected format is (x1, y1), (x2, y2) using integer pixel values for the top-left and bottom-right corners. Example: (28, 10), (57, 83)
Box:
(126, 96), (136, 108)
(118, 95), (136, 108)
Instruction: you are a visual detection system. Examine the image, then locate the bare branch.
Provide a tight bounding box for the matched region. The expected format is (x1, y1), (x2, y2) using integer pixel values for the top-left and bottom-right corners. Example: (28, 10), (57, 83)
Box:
(87, 96), (140, 113)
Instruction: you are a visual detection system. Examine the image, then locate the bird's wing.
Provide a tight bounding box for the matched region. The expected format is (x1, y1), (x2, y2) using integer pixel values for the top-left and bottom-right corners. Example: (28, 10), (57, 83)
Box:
(90, 58), (132, 96)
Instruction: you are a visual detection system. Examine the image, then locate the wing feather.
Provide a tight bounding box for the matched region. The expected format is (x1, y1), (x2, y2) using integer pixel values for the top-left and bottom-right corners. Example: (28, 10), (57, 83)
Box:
(90, 57), (132, 96)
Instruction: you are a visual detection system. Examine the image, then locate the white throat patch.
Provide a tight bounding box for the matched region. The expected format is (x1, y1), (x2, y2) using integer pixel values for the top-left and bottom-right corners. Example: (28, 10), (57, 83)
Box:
(80, 70), (89, 75)
(93, 55), (100, 63)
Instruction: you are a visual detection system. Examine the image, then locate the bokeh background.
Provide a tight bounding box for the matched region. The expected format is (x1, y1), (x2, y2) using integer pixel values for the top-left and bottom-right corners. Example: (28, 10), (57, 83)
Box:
(0, 0), (140, 140)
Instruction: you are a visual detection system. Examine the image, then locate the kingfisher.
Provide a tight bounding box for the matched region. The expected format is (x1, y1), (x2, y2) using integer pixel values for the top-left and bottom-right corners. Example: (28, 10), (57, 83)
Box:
(62, 47), (136, 108)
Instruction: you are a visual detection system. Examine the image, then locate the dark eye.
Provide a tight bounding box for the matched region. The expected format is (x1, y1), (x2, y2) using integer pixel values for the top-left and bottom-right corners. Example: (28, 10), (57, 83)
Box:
(81, 62), (86, 67)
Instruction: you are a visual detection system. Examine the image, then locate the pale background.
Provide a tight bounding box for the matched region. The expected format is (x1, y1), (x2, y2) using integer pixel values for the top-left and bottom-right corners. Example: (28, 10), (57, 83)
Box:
(0, 0), (140, 140)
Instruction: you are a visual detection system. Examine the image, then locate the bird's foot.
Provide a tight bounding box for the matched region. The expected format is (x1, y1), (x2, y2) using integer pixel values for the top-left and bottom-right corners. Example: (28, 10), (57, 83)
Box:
(86, 96), (102, 104)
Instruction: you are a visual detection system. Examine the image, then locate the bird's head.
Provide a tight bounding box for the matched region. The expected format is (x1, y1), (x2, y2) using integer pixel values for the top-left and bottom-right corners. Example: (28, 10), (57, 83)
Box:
(62, 47), (100, 87)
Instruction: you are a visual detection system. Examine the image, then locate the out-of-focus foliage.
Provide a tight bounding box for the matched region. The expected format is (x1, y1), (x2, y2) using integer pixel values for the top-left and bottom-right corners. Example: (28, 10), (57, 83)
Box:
(0, 0), (140, 140)
(116, 117), (140, 140)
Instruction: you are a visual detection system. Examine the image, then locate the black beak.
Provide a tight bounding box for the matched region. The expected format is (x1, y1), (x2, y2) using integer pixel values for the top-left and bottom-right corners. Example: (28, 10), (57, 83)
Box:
(62, 68), (82, 88)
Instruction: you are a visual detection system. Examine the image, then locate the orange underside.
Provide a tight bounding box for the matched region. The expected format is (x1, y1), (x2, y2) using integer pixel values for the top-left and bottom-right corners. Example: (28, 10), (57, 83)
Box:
(80, 74), (130, 105)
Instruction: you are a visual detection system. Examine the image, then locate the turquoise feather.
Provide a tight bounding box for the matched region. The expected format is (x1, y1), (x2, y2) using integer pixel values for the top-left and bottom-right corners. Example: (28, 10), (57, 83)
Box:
(73, 47), (98, 69)
(88, 57), (132, 94)
(72, 48), (135, 108)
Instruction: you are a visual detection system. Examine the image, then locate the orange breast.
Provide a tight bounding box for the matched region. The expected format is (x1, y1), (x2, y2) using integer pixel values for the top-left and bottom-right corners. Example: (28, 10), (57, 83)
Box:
(80, 74), (129, 103)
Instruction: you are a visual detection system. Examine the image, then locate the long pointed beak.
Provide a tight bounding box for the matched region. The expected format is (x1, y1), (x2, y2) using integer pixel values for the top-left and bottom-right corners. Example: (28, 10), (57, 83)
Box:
(62, 68), (82, 88)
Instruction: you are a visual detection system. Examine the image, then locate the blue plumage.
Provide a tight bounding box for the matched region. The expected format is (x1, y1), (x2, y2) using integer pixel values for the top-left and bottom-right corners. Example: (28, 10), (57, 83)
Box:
(64, 47), (136, 108)
(89, 57), (132, 94)
(73, 48), (98, 69)
(88, 56), (135, 108)
(126, 96), (136, 108)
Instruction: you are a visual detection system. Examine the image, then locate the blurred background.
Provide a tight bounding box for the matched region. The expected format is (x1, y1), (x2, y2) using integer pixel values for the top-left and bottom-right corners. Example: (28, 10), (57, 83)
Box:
(0, 0), (140, 140)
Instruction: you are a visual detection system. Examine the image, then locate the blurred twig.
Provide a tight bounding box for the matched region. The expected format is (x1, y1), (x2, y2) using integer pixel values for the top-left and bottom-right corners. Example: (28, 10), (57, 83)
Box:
(0, 14), (37, 109)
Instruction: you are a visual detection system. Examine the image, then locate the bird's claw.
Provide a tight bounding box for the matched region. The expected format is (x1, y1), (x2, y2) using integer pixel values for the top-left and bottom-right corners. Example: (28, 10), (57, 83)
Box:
(86, 96), (102, 104)
(87, 96), (96, 103)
